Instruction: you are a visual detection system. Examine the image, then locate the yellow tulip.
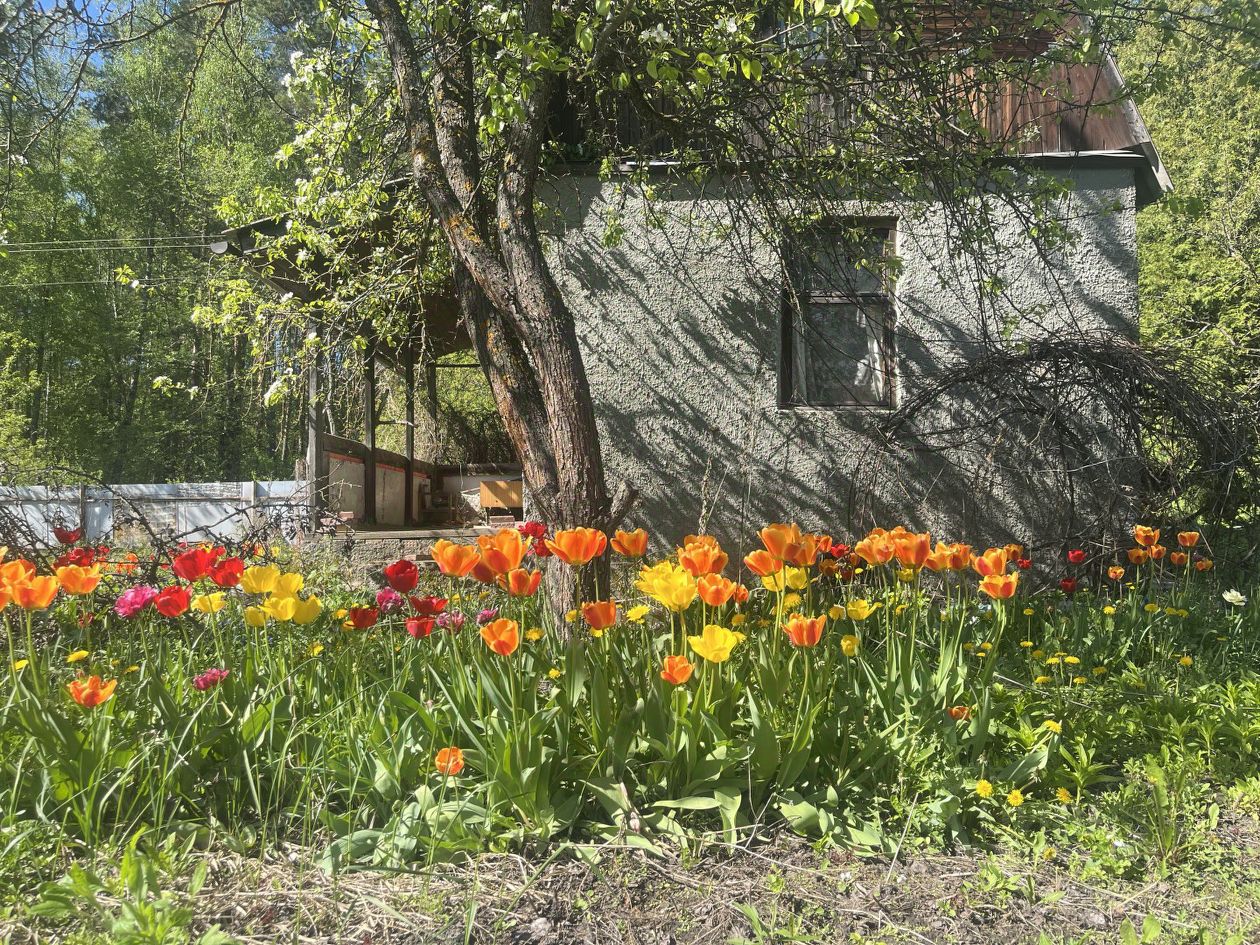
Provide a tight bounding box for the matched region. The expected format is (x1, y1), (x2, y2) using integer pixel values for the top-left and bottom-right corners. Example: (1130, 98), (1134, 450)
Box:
(274, 572), (304, 598)
(687, 624), (745, 664)
(291, 595), (322, 625)
(840, 634), (860, 657)
(240, 565), (280, 595)
(635, 561), (698, 612)
(263, 595), (297, 622)
(12, 659), (29, 672)
(244, 605), (267, 627)
(66, 650), (89, 663)
(192, 592), (227, 614)
(846, 599), (882, 621)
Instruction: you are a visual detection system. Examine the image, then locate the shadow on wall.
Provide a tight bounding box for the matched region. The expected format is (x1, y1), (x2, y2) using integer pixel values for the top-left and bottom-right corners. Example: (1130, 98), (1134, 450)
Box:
(544, 171), (1141, 554)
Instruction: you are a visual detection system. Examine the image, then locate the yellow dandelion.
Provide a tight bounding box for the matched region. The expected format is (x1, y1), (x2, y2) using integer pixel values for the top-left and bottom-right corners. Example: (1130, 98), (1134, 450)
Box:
(1034, 675), (1052, 685)
(625, 604), (650, 623)
(1042, 720), (1062, 734)
(1020, 640), (1034, 648)
(12, 659), (29, 672)
(1056, 787), (1073, 805)
(976, 779), (994, 799)
(1143, 602), (1160, 614)
(525, 628), (543, 641)
(730, 613), (747, 626)
(308, 642), (325, 656)
(124, 665), (139, 674)
(66, 650), (89, 664)
(1032, 649), (1045, 659)
(1064, 655), (1080, 665)
(564, 609), (578, 624)
(1092, 666), (1107, 676)
(1045, 656), (1061, 666)
(1102, 605), (1116, 615)
(1022, 608), (1035, 617)
(1179, 655), (1193, 667)
(547, 667), (562, 680)
(1007, 789), (1025, 807)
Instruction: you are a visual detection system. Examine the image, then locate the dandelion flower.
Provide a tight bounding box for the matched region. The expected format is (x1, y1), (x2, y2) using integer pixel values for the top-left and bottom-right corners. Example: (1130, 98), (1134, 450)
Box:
(976, 779), (994, 798)
(1179, 655), (1193, 667)
(66, 650), (89, 663)
(1007, 789), (1025, 807)
(1043, 720), (1062, 734)
(1056, 787), (1073, 805)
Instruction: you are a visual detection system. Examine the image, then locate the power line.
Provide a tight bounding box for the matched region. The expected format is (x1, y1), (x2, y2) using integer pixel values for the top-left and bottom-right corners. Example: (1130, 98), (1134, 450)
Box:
(1, 243), (219, 256)
(0, 235), (217, 248)
(0, 276), (210, 289)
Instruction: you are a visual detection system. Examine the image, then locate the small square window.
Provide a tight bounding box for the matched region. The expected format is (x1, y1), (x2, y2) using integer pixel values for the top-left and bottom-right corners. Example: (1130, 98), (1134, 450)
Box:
(780, 223), (896, 408)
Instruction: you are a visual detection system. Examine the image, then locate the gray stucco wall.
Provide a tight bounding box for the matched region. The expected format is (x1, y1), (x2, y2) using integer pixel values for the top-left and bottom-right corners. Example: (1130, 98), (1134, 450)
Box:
(541, 166), (1140, 551)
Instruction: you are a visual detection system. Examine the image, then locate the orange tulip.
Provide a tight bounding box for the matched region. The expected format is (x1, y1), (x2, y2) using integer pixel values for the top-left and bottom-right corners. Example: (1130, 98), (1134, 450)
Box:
(733, 583), (750, 604)
(0, 585), (10, 610)
(759, 523), (802, 559)
(854, 534), (895, 566)
(678, 540), (728, 577)
(979, 572), (1019, 599)
(759, 523), (822, 566)
(660, 654), (695, 686)
(782, 613), (826, 647)
(1149, 544), (1167, 561)
(1107, 565), (1126, 580)
(114, 552), (139, 574)
(469, 557), (499, 584)
(13, 575), (58, 610)
(479, 618), (520, 656)
(697, 573), (738, 607)
(1177, 531), (1200, 548)
(612, 528), (648, 557)
(502, 568), (542, 597)
(581, 599), (617, 630)
(948, 705), (972, 721)
(1003, 543), (1024, 560)
(545, 527), (607, 566)
(476, 529), (527, 575)
(1169, 551), (1188, 566)
(68, 675), (116, 708)
(55, 564), (101, 596)
(431, 540), (481, 578)
(1194, 558), (1214, 572)
(743, 549), (782, 576)
(1127, 548), (1149, 565)
(973, 548), (1008, 577)
(1133, 525), (1160, 548)
(0, 558), (36, 589)
(923, 542), (952, 573)
(434, 747), (465, 776)
(893, 532), (931, 570)
(947, 543), (974, 571)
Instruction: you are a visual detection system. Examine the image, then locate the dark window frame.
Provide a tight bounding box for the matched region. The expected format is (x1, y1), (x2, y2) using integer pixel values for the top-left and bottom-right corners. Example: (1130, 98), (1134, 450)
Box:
(778, 218), (898, 410)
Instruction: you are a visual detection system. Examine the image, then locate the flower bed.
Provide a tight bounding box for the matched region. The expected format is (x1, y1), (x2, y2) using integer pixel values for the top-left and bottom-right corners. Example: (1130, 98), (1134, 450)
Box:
(1, 522), (1256, 872)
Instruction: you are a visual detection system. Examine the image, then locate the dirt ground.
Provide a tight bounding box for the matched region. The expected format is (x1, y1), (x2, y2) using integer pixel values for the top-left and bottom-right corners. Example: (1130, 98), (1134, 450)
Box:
(177, 811), (1260, 945)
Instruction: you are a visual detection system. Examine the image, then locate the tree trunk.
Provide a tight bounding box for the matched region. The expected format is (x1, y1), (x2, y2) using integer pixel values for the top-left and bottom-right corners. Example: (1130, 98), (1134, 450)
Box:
(366, 0), (616, 578)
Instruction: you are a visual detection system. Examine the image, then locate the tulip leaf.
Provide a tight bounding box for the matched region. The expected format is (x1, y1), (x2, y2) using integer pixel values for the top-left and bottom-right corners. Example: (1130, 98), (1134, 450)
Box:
(652, 795), (722, 811)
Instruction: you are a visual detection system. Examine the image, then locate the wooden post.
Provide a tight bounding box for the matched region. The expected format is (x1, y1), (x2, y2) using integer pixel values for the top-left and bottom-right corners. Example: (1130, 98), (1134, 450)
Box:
(306, 342), (329, 537)
(362, 334), (378, 526)
(404, 345), (416, 527)
(425, 362), (438, 422)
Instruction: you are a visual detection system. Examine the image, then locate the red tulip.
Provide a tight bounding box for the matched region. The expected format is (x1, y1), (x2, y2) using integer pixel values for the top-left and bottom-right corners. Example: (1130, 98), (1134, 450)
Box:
(154, 585), (191, 617)
(1066, 549), (1086, 565)
(53, 525), (83, 545)
(210, 557), (244, 587)
(383, 558), (420, 593)
(173, 547), (220, 582)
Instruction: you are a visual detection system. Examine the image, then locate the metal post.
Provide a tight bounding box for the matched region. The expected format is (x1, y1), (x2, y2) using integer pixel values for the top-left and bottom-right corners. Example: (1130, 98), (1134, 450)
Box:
(306, 341), (329, 536)
(404, 346), (416, 527)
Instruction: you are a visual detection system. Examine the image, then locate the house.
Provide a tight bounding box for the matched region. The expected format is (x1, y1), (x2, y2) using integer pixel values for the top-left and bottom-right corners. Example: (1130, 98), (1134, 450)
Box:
(215, 46), (1169, 550)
